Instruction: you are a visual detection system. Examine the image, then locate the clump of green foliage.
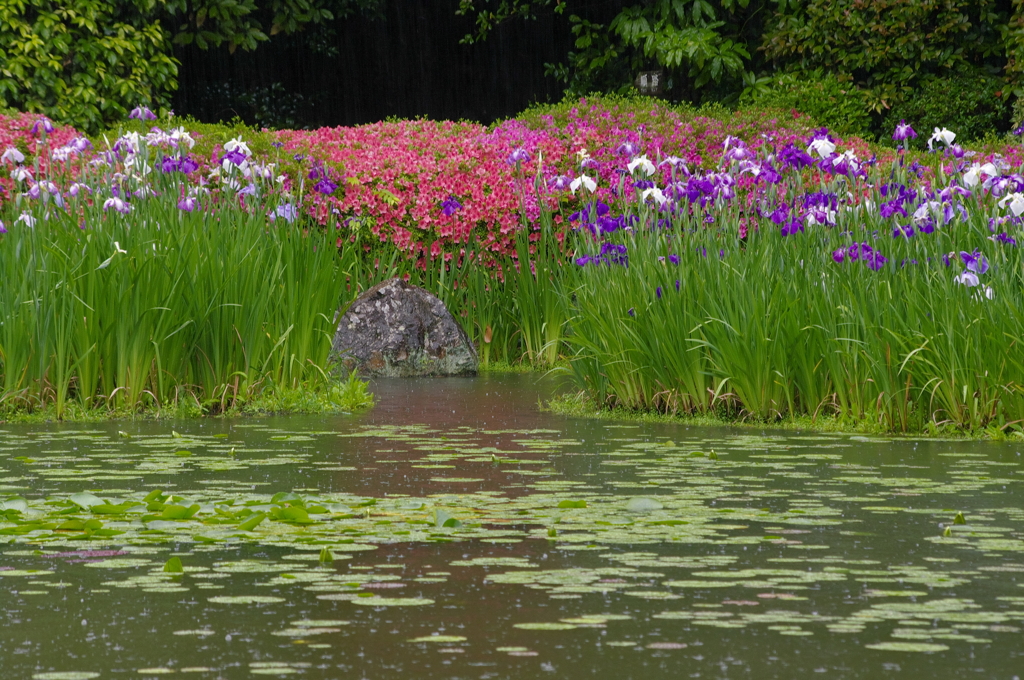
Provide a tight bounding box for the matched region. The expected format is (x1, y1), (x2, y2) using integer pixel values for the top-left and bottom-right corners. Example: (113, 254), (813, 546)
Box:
(742, 71), (872, 138)
(0, 0), (381, 133)
(884, 71), (1010, 144)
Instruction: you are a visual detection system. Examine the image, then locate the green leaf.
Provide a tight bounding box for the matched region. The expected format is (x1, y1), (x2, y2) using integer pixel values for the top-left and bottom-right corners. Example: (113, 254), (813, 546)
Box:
(69, 493), (105, 510)
(238, 512), (266, 531)
(557, 500), (587, 509)
(91, 502), (142, 515)
(160, 504), (200, 520)
(163, 556), (184, 573)
(433, 509), (463, 528)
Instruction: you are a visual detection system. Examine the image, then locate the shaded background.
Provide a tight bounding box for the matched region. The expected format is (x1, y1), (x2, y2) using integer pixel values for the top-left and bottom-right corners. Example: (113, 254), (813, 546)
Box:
(172, 0), (594, 128)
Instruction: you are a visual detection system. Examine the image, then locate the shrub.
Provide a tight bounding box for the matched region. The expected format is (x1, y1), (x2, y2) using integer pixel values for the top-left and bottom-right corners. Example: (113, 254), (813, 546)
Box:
(0, 0), (177, 134)
(742, 71), (872, 138)
(884, 70), (1010, 145)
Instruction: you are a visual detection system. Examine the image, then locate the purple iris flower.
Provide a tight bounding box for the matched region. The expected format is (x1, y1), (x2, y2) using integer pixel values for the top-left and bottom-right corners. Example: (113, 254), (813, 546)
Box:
(178, 196), (198, 212)
(864, 250), (888, 271)
(675, 280), (680, 291)
(616, 141), (638, 157)
(103, 197), (131, 214)
(1014, 123), (1024, 137)
(160, 156), (180, 173)
(507, 148), (531, 165)
(768, 203), (789, 225)
(599, 242), (628, 266)
(441, 196), (462, 216)
(569, 201), (610, 224)
(803, 192), (838, 211)
(0, 220), (6, 234)
(724, 144), (753, 163)
(627, 308), (635, 317)
(576, 242), (628, 267)
(960, 250), (989, 274)
(880, 200), (908, 219)
(273, 203), (298, 224)
(945, 144), (966, 160)
(780, 217), (805, 237)
(892, 224), (914, 238)
(656, 286), (663, 299)
(221, 149), (246, 166)
(848, 243), (870, 262)
(994, 232), (1018, 246)
(548, 175), (572, 191)
(759, 163), (782, 185)
(831, 249), (846, 263)
(808, 127), (836, 144)
(178, 156), (198, 174)
(778, 143), (814, 170)
(892, 120), (917, 142)
(668, 254), (680, 265)
(30, 117), (54, 136)
(128, 106), (157, 121)
(314, 177), (338, 195)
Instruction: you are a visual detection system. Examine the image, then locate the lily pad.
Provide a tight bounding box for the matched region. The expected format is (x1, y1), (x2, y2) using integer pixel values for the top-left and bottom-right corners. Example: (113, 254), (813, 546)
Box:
(864, 642), (950, 652)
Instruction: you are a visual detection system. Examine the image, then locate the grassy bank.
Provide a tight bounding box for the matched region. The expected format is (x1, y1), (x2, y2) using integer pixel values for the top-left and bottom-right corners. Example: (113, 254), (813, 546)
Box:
(545, 391), (1024, 441)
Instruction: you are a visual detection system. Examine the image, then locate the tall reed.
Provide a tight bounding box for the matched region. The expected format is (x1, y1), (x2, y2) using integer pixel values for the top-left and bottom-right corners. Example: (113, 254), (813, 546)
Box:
(0, 134), (351, 416)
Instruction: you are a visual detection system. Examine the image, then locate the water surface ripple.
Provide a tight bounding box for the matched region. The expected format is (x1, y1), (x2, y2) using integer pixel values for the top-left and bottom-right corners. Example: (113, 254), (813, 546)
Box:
(1, 375), (1022, 679)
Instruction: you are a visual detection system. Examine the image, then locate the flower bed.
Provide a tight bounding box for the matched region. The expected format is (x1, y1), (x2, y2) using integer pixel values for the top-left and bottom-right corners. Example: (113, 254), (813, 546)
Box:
(4, 99), (1024, 430)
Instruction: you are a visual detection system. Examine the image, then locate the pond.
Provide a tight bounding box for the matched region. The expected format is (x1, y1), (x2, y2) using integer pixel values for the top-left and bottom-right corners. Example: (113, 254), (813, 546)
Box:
(2, 374), (1023, 679)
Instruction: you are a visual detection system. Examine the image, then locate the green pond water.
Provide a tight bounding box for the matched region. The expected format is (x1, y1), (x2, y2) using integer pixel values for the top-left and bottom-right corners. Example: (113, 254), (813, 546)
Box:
(2, 374), (1023, 680)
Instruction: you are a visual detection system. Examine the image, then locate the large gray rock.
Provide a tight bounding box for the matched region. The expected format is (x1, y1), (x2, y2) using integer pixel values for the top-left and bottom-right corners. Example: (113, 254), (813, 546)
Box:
(330, 278), (478, 377)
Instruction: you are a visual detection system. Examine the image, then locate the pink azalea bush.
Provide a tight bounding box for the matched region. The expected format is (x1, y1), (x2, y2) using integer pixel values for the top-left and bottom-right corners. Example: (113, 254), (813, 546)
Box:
(4, 97), (1024, 258)
(0, 112), (82, 203)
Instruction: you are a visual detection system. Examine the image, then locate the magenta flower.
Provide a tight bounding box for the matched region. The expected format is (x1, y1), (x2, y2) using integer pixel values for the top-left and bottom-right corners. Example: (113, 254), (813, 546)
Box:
(831, 249), (845, 263)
